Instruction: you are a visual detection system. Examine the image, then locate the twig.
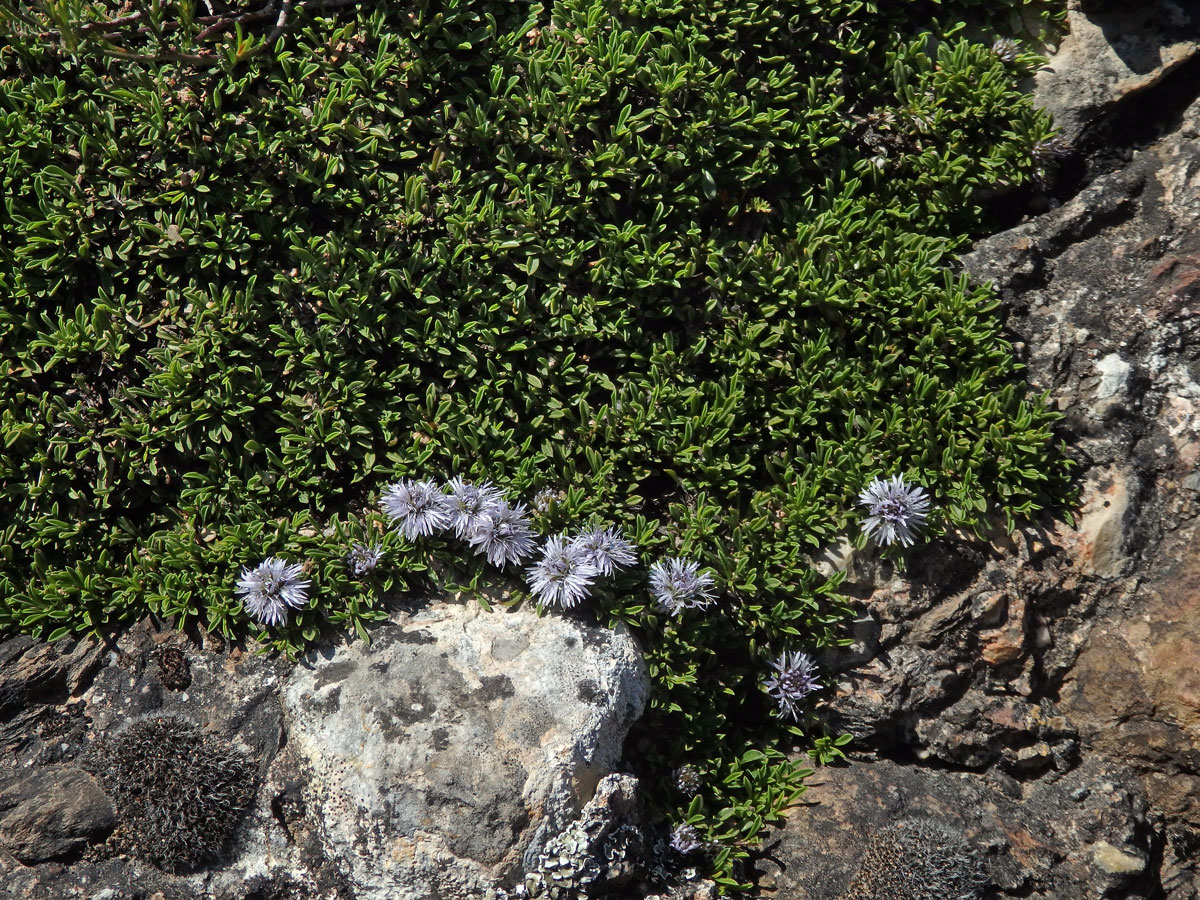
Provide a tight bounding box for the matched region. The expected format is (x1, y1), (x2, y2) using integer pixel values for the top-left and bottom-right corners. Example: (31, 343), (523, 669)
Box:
(39, 0), (364, 66)
(195, 0), (277, 42)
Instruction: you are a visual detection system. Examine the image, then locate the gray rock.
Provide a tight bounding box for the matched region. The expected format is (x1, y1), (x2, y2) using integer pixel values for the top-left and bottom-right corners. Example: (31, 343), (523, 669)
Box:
(0, 765), (115, 863)
(279, 601), (649, 900)
(1033, 1), (1200, 146)
(522, 772), (643, 899)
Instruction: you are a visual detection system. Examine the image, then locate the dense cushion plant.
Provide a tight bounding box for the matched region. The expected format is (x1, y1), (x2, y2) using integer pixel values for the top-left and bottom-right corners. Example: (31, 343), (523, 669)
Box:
(1, 0), (1069, 889)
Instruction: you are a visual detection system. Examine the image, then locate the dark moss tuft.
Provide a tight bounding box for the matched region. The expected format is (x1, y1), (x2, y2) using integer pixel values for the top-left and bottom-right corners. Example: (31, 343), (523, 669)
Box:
(84, 714), (257, 872)
(842, 818), (989, 900)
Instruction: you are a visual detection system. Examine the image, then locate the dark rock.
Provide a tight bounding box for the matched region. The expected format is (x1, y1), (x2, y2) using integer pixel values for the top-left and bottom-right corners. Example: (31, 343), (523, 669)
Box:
(0, 765), (115, 863)
(759, 758), (1160, 900)
(789, 63), (1200, 900)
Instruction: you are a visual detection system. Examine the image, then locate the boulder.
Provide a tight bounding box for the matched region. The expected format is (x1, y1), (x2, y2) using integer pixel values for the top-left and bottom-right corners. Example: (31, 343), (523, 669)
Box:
(277, 600), (649, 900)
(0, 765), (116, 864)
(1033, 1), (1200, 147)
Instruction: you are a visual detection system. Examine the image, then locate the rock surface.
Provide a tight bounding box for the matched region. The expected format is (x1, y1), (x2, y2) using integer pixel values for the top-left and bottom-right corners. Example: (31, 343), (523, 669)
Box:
(0, 765), (115, 864)
(759, 758), (1160, 900)
(278, 602), (649, 900)
(768, 22), (1200, 900)
(0, 599), (650, 900)
(1033, 0), (1200, 147)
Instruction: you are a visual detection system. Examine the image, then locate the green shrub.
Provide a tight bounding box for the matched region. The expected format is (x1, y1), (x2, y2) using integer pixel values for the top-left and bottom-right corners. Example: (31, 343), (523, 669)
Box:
(1, 0), (1068, 890)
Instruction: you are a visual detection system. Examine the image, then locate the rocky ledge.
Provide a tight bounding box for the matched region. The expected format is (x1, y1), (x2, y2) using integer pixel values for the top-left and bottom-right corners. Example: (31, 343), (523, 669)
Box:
(0, 601), (650, 900)
(759, 4), (1200, 899)
(3, 6), (1200, 900)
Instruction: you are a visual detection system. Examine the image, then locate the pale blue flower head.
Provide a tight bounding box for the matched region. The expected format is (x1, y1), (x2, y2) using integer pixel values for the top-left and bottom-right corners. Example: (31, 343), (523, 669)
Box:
(857, 474), (931, 547)
(649, 557), (716, 615)
(571, 526), (637, 577)
(346, 542), (383, 577)
(468, 499), (536, 569)
(445, 477), (503, 539)
(236, 557), (310, 627)
(526, 534), (598, 609)
(764, 650), (820, 721)
(1032, 135), (1070, 166)
(991, 37), (1019, 63)
(669, 823), (703, 855)
(381, 479), (451, 541)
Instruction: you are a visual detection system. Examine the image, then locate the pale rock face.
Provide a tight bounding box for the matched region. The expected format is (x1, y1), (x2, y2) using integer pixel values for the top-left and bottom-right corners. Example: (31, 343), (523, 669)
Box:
(1033, 2), (1200, 146)
(280, 601), (649, 900)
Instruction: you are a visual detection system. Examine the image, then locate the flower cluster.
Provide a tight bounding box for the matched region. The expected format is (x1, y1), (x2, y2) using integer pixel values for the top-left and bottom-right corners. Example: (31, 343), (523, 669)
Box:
(380, 477), (535, 570)
(669, 823), (704, 855)
(468, 499), (537, 569)
(445, 477), (503, 539)
(764, 650), (821, 721)
(525, 526), (638, 608)
(345, 542), (383, 577)
(234, 473), (727, 639)
(526, 534), (598, 609)
(380, 478), (452, 541)
(648, 557), (716, 615)
(857, 474), (931, 548)
(990, 37), (1019, 63)
(235, 557), (311, 627)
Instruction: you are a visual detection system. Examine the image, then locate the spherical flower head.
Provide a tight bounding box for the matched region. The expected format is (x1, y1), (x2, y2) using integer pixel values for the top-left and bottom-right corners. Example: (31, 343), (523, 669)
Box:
(445, 477), (503, 539)
(1032, 135), (1071, 166)
(991, 37), (1019, 63)
(532, 487), (563, 515)
(669, 823), (704, 855)
(857, 474), (931, 547)
(468, 499), (536, 569)
(764, 650), (820, 721)
(346, 542), (383, 577)
(571, 526), (637, 577)
(526, 534), (599, 609)
(649, 557), (717, 615)
(235, 557), (310, 627)
(380, 479), (451, 542)
(674, 764), (702, 798)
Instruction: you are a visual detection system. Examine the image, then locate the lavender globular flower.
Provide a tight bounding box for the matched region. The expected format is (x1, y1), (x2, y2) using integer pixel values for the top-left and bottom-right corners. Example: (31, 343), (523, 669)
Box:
(380, 478), (451, 541)
(990, 37), (1019, 63)
(669, 823), (704, 855)
(571, 526), (637, 576)
(1031, 134), (1071, 166)
(526, 534), (598, 609)
(468, 499), (537, 569)
(764, 650), (821, 721)
(648, 557), (716, 615)
(235, 557), (310, 627)
(346, 542), (383, 577)
(444, 477), (503, 539)
(857, 474), (931, 547)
